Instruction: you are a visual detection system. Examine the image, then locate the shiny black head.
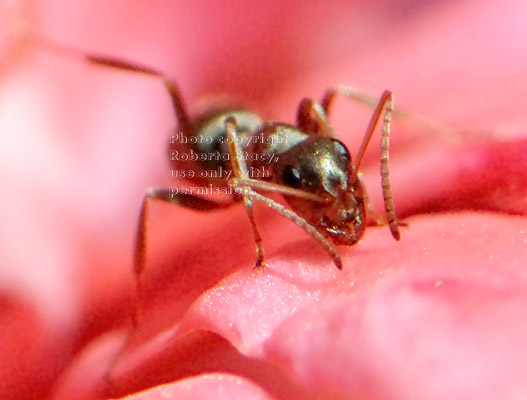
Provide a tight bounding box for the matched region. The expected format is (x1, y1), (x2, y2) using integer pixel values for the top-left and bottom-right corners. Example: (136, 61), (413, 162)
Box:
(274, 136), (366, 245)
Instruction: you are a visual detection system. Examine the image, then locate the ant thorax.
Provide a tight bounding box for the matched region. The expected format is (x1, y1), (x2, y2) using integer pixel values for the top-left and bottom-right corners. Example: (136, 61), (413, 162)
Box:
(169, 108), (264, 186)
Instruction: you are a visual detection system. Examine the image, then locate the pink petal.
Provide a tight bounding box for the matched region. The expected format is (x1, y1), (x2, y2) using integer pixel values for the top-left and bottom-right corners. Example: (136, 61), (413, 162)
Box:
(112, 373), (272, 400)
(52, 213), (527, 399)
(266, 214), (527, 399)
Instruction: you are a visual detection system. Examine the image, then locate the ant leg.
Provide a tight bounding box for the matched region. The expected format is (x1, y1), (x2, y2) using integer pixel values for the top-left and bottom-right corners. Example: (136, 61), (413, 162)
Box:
(296, 98), (337, 137)
(355, 91), (400, 240)
(295, 98), (401, 228)
(321, 85), (458, 138)
(134, 188), (232, 327)
(105, 188), (230, 384)
(243, 194), (267, 269)
(321, 85), (394, 117)
(356, 172), (408, 230)
(224, 117), (267, 268)
(322, 88), (404, 240)
(317, 88), (401, 240)
(234, 187), (342, 270)
(354, 172), (385, 227)
(230, 178), (327, 203)
(33, 37), (193, 135)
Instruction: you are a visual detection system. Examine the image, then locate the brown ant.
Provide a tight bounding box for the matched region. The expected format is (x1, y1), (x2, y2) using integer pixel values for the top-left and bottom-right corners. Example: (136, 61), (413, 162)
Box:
(38, 38), (401, 275)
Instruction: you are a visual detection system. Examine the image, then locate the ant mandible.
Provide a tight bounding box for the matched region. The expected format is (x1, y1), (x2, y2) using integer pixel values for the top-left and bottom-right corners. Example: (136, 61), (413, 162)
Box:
(41, 39), (401, 275)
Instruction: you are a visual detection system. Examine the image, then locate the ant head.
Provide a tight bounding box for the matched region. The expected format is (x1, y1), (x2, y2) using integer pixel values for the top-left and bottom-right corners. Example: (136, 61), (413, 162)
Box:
(274, 136), (366, 245)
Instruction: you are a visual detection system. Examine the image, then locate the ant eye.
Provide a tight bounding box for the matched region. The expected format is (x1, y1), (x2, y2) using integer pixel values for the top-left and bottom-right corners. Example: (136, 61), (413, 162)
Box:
(332, 139), (351, 165)
(282, 165), (302, 188)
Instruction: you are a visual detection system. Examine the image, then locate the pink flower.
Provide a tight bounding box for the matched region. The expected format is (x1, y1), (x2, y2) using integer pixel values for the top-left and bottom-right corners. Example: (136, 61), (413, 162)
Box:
(1, 1), (526, 399)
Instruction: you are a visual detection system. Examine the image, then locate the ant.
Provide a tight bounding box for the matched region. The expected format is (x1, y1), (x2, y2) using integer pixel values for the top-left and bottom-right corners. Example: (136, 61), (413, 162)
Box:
(38, 38), (401, 276)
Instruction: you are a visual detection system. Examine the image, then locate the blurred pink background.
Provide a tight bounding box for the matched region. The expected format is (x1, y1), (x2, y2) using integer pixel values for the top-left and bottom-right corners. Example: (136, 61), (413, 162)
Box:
(1, 1), (526, 399)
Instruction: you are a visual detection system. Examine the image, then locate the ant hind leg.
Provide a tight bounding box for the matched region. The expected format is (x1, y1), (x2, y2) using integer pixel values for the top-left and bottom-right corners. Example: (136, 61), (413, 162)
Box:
(133, 188), (232, 327)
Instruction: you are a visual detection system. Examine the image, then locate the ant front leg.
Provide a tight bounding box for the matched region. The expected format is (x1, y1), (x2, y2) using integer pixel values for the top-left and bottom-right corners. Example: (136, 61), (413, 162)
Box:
(362, 91), (400, 240)
(363, 91), (401, 240)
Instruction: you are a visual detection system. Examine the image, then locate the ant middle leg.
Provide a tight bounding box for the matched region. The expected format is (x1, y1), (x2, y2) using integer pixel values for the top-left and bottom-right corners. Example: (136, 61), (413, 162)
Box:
(320, 85), (458, 138)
